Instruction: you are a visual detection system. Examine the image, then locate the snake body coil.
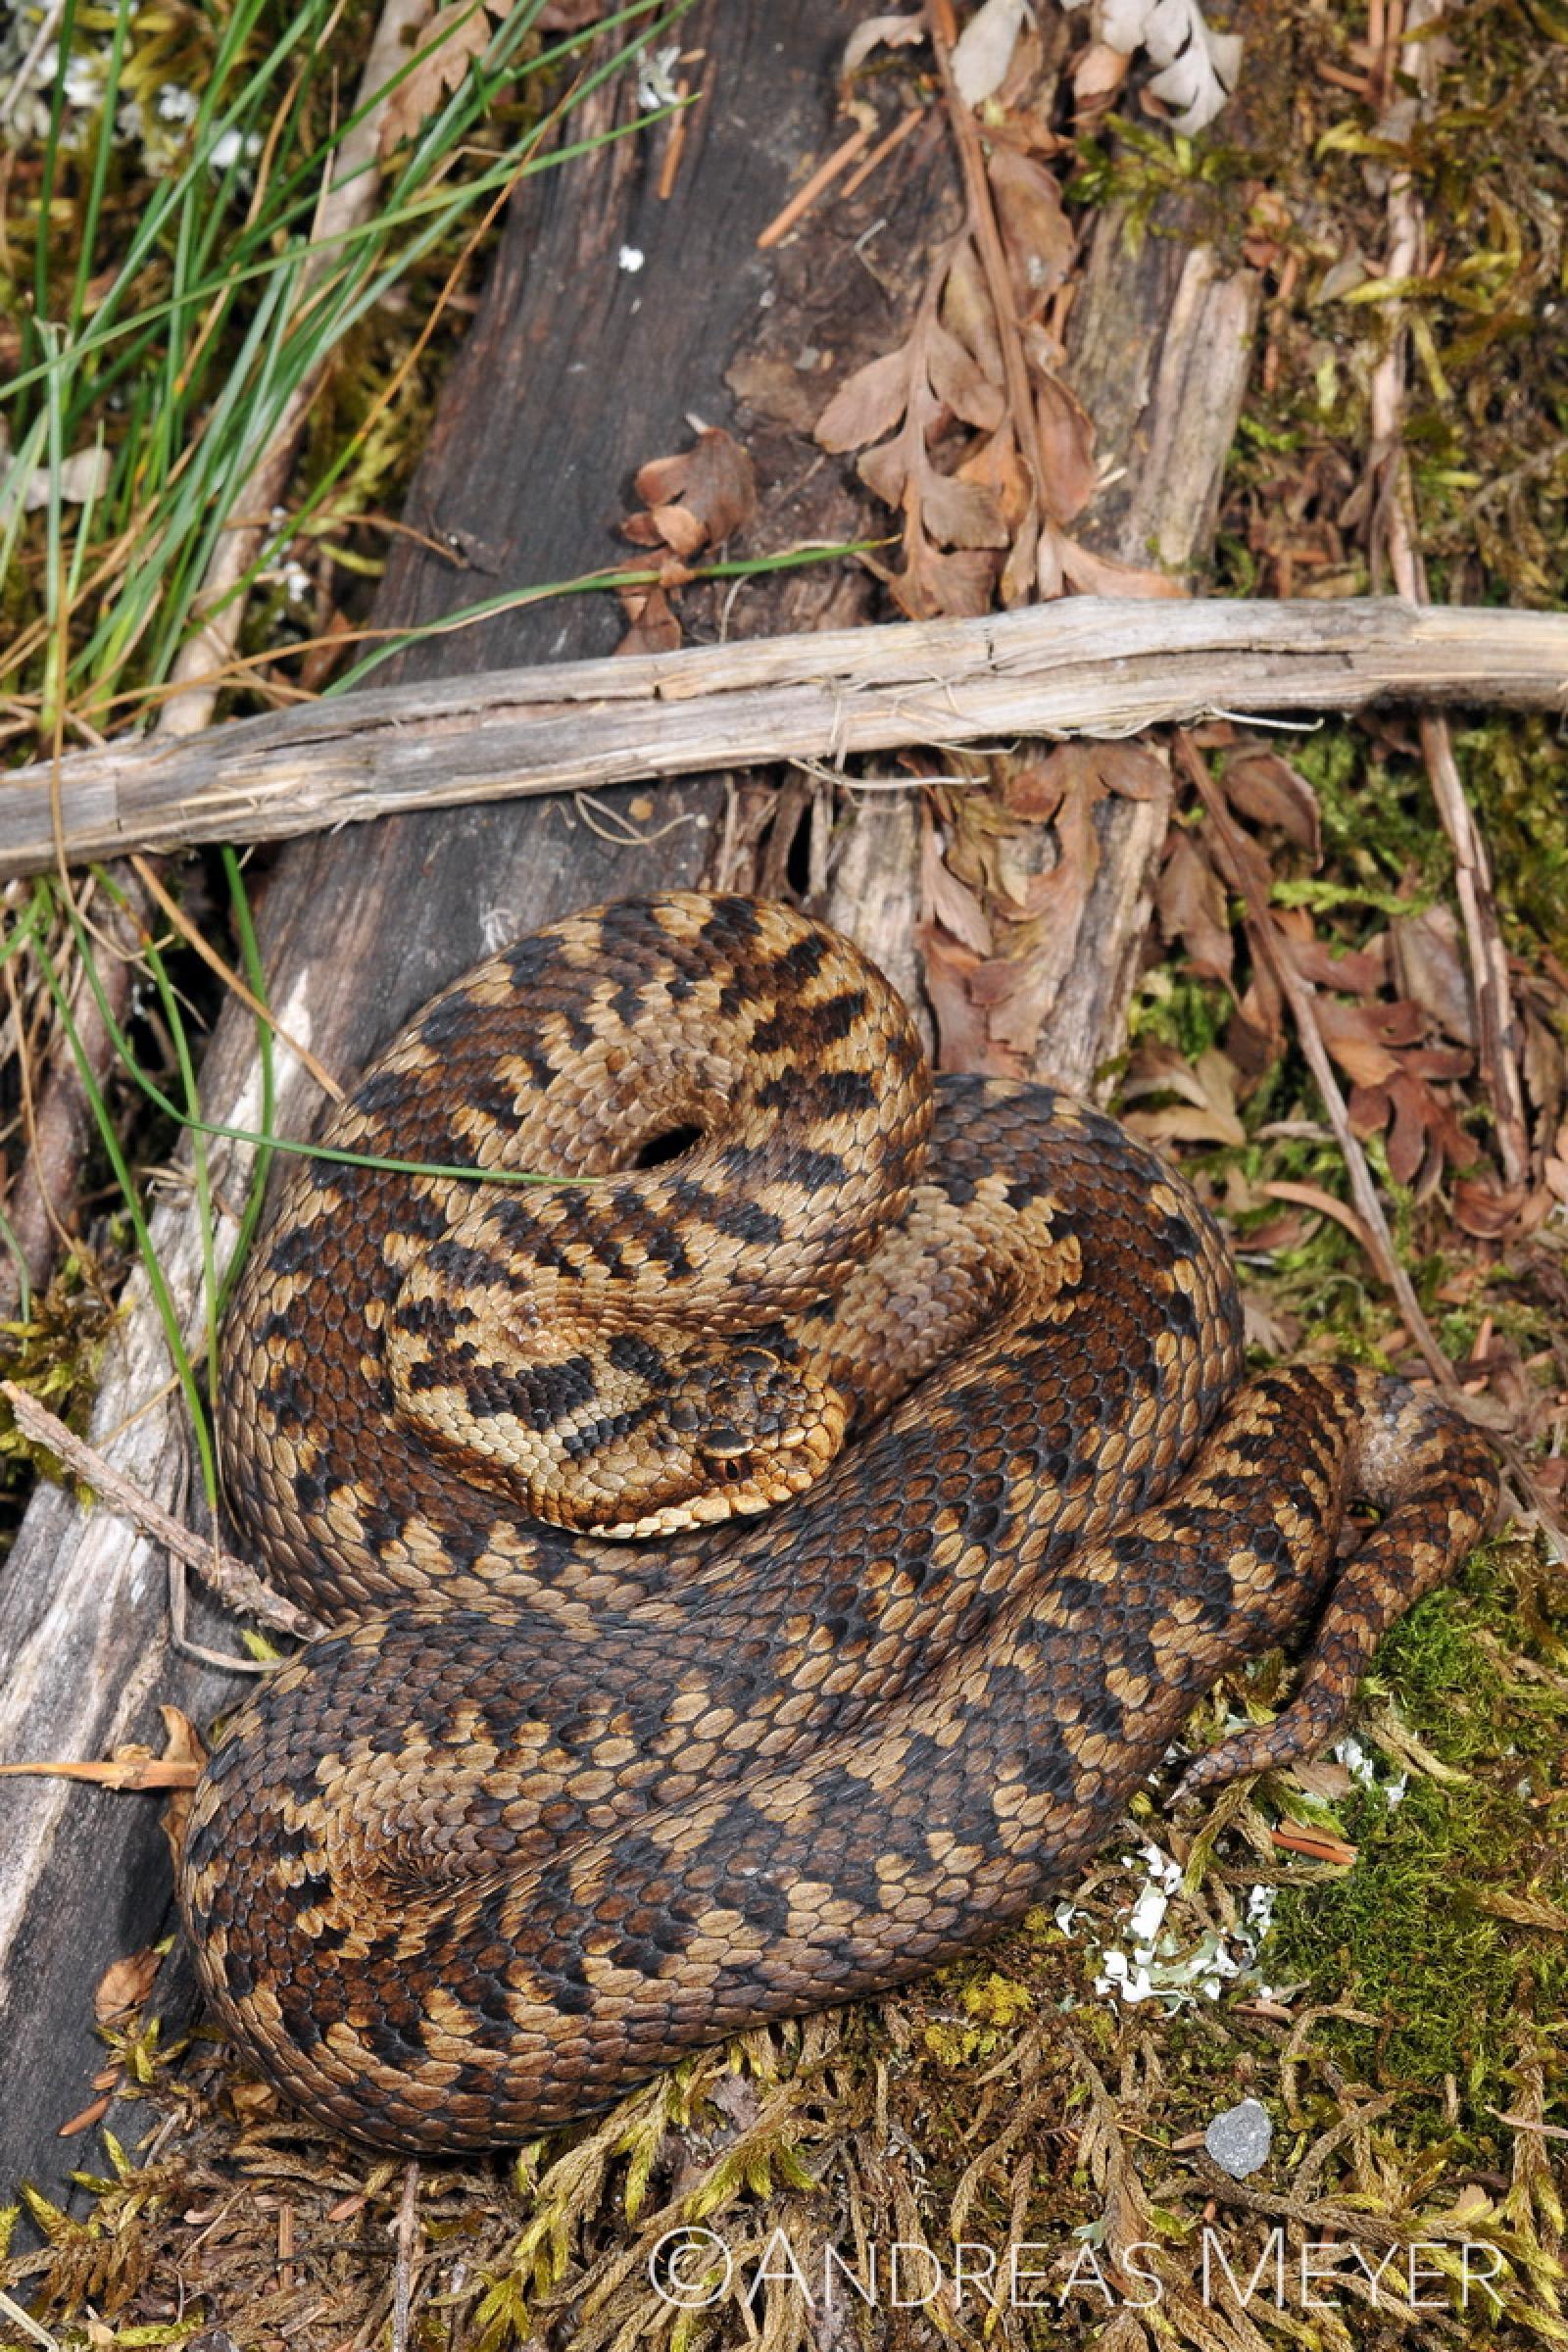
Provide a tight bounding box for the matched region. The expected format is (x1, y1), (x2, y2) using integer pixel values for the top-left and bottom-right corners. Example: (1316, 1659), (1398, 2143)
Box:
(181, 894), (1497, 2151)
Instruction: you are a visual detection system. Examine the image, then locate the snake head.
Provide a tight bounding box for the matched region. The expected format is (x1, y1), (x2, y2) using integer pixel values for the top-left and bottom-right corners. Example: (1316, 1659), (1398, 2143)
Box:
(389, 1295), (850, 1541)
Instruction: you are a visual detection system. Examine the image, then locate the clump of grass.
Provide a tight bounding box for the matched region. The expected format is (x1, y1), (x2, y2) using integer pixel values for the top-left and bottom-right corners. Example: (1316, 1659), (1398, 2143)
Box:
(0, 0), (693, 746)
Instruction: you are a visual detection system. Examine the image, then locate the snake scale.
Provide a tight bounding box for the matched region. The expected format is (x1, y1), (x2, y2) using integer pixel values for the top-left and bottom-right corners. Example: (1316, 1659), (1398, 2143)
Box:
(180, 893), (1498, 2152)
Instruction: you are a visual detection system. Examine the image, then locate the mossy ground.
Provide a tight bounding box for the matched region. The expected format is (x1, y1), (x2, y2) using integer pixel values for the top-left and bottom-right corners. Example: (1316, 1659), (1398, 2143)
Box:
(2, 0), (1566, 2346)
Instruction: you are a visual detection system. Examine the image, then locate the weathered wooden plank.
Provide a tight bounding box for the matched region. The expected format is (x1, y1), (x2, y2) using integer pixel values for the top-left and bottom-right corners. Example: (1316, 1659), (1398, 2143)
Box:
(0, 0), (855, 2210)
(3, 598), (1565, 878)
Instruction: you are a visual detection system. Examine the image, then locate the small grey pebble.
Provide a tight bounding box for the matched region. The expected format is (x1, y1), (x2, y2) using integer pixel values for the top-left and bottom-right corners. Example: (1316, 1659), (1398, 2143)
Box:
(1204, 2096), (1273, 2179)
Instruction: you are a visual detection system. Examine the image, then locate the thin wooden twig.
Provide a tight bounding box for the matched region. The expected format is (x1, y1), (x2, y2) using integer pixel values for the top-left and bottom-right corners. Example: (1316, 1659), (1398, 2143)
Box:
(756, 123), (873, 249)
(0, 2285), (58, 2352)
(392, 2164), (421, 2352)
(839, 105), (926, 201)
(656, 77), (690, 201)
(2, 597), (1564, 881)
(1, 1380), (321, 1642)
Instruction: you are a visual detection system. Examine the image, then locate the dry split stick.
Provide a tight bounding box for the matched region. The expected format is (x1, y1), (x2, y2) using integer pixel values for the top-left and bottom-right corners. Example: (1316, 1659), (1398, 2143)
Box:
(1, 597), (1565, 880)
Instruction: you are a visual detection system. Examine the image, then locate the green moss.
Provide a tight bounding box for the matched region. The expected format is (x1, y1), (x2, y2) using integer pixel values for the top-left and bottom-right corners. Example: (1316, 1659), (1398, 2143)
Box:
(0, 1255), (117, 1540)
(1461, 714), (1568, 963)
(1063, 116), (1258, 255)
(1265, 1550), (1568, 2118)
(1290, 727), (1456, 900)
(1125, 964), (1233, 1058)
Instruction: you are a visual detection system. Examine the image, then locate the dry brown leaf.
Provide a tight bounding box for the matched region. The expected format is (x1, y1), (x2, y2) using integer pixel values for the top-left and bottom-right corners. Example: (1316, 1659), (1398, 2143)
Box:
(986, 147), (1075, 319)
(1156, 826), (1233, 984)
(941, 238), (1006, 387)
(615, 579), (684, 657)
(814, 348), (913, 454)
(925, 320), (1008, 433)
(1034, 374), (1098, 522)
(1244, 1210), (1311, 1250)
(1054, 528), (1184, 597)
(921, 466), (1014, 550)
(623, 427), (758, 556)
(1259, 1180), (1379, 1261)
(1203, 765), (1480, 1193)
(1453, 1178), (1531, 1241)
(1393, 904), (1475, 1045)
(1002, 496), (1046, 606)
(1122, 1101), (1243, 1147)
(815, 115), (1173, 619)
(1313, 1000), (1474, 1187)
(725, 352), (822, 434)
(919, 924), (996, 1071)
(956, 416), (1034, 535)
(1289, 1758), (1354, 1801)
(842, 11), (926, 78)
(1073, 37), (1132, 111)
(1241, 1289), (1296, 1355)
(1356, 1055), (1470, 1187)
(1092, 740), (1169, 803)
(900, 537), (1002, 618)
(159, 1704), (206, 1768)
(952, 0), (1031, 107)
(1121, 1044), (1245, 1148)
(1009, 738), (1164, 818)
(1521, 999), (1566, 1144)
(817, 247), (1008, 618)
(1004, 753), (1067, 825)
(1311, 996), (1401, 1089)
(917, 734), (1172, 1075)
(58, 2095), (114, 2137)
(1385, 1073), (1434, 1187)
(378, 0), (497, 158)
(921, 820), (994, 955)
(1282, 930), (1387, 995)
(156, 1703), (206, 1855)
(96, 1944), (163, 2024)
(1221, 749), (1322, 857)
(966, 951), (1067, 1066)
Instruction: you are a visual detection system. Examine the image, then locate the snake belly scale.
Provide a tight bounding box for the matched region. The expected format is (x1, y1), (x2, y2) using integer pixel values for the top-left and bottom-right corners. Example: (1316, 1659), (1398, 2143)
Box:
(180, 893), (1497, 2152)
